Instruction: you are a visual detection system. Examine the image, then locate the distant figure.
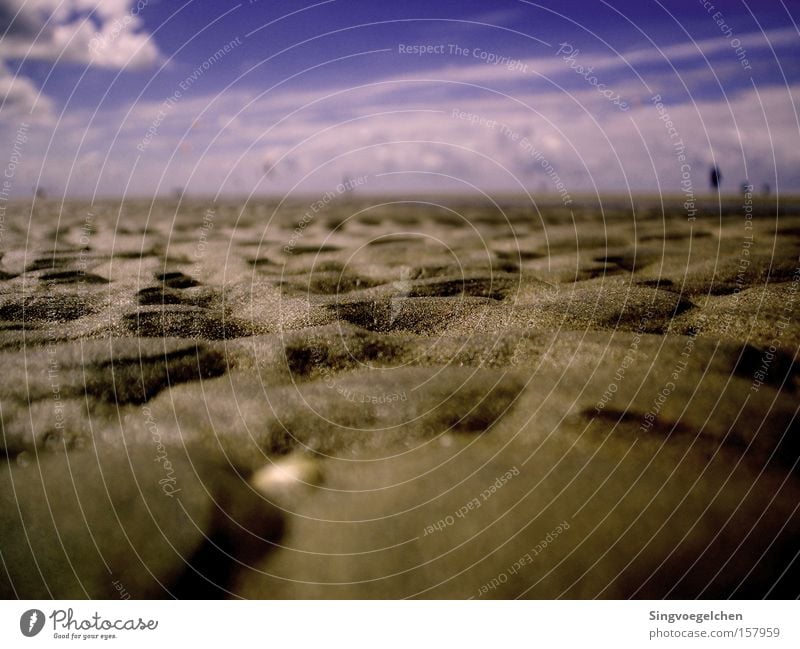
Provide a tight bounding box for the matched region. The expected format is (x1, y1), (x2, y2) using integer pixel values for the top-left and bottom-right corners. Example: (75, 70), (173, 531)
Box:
(34, 186), (46, 200)
(761, 182), (770, 197)
(710, 165), (722, 191)
(740, 181), (750, 195)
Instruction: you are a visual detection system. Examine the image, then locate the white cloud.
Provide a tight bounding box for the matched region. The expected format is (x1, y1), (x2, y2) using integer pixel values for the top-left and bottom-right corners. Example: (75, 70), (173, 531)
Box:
(0, 63), (53, 115)
(2, 14), (797, 198)
(0, 0), (160, 69)
(385, 26), (798, 89)
(30, 73), (796, 198)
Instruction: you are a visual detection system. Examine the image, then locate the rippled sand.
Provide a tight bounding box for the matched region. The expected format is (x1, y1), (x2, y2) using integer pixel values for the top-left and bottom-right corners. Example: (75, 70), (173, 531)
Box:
(1, 195), (799, 598)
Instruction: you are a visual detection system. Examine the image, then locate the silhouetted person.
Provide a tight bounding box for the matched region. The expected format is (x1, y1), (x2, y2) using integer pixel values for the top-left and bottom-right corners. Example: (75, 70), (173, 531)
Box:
(761, 182), (770, 197)
(710, 165), (722, 191)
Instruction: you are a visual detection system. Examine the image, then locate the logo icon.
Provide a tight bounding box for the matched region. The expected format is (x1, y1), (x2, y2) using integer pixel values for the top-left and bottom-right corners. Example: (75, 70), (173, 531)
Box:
(20, 609), (45, 637)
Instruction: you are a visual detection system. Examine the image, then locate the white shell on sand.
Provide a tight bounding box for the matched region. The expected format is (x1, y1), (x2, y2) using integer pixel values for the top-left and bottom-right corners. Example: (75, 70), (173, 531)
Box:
(249, 454), (323, 497)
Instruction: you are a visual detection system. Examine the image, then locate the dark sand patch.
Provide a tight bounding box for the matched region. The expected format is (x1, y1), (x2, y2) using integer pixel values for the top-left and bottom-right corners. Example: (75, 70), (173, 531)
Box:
(123, 307), (257, 340)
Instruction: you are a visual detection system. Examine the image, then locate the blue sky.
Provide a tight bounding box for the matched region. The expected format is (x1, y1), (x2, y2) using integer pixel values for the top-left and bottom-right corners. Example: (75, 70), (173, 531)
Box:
(1, 0), (799, 198)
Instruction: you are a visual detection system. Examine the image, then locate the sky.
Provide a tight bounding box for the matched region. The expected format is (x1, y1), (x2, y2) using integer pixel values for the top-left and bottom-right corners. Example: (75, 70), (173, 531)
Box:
(1, 0), (799, 199)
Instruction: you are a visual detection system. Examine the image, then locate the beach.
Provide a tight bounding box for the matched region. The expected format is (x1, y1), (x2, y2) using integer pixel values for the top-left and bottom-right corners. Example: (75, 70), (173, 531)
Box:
(1, 194), (798, 598)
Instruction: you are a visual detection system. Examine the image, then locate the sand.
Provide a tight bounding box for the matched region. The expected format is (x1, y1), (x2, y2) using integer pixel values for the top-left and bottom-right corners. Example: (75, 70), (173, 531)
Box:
(1, 195), (798, 598)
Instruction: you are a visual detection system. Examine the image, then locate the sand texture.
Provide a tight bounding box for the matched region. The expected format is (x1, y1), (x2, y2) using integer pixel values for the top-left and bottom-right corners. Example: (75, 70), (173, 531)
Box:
(1, 196), (799, 598)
